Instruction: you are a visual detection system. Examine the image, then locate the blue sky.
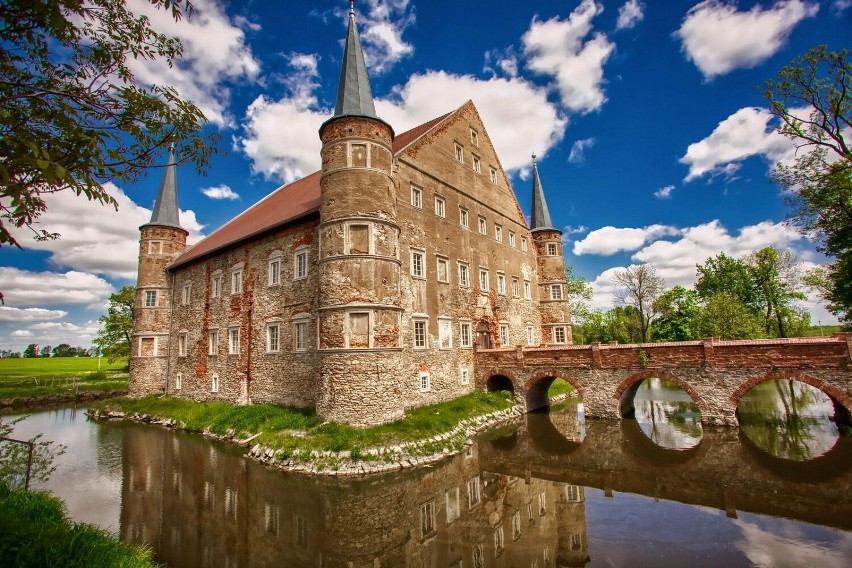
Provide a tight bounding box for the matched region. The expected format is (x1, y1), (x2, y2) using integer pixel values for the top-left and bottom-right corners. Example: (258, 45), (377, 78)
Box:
(1, 0), (850, 352)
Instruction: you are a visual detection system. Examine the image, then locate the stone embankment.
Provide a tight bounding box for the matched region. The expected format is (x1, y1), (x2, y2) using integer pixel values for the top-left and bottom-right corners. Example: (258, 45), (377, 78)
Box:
(89, 396), (575, 476)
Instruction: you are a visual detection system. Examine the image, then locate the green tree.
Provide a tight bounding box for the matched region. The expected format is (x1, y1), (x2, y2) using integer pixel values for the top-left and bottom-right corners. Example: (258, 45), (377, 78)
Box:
(94, 286), (135, 362)
(22, 344), (38, 358)
(695, 252), (759, 307)
(0, 0), (219, 252)
(694, 293), (765, 340)
(766, 46), (851, 324)
(651, 286), (701, 342)
(576, 306), (639, 345)
(612, 263), (664, 343)
(565, 265), (593, 328)
(745, 247), (809, 337)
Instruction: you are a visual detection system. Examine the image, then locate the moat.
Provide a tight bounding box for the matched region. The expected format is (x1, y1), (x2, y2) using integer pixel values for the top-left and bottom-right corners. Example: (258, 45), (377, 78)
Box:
(4, 379), (852, 567)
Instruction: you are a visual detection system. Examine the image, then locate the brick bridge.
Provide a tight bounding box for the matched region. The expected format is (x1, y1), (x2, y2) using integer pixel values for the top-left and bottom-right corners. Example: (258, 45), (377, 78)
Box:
(474, 333), (852, 427)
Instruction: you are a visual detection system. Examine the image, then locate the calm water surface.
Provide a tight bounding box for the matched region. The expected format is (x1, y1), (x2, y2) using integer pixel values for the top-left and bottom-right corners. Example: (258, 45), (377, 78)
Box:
(3, 386), (852, 567)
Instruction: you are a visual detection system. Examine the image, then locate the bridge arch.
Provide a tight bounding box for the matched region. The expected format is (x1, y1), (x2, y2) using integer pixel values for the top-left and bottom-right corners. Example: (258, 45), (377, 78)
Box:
(613, 370), (707, 419)
(524, 370), (584, 413)
(730, 370), (852, 430)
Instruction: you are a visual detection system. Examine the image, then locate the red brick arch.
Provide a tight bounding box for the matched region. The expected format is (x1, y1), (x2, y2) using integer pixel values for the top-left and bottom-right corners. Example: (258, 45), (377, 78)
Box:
(524, 370), (584, 396)
(613, 370), (706, 408)
(482, 368), (519, 389)
(730, 370), (852, 410)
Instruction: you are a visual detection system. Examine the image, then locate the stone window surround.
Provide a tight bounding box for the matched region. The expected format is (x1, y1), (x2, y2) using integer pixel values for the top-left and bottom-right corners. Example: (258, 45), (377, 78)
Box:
(511, 277), (520, 298)
(490, 166), (498, 184)
(344, 310), (373, 349)
(508, 231), (516, 247)
(524, 280), (532, 300)
(343, 220), (374, 256)
(494, 223), (503, 242)
(208, 329), (219, 356)
(177, 333), (188, 357)
(478, 267), (489, 293)
(413, 317), (428, 350)
(210, 270), (223, 298)
(496, 272), (506, 296)
(411, 184), (422, 208)
(266, 322), (280, 353)
(434, 195), (446, 218)
(438, 317), (453, 350)
(494, 525), (505, 557)
(436, 255), (450, 283)
(459, 206), (469, 228)
(228, 327), (240, 355)
(231, 263), (244, 295)
(147, 240), (163, 254)
(293, 318), (309, 351)
(467, 476), (480, 509)
(477, 215), (486, 235)
(137, 336), (158, 357)
(550, 283), (563, 300)
(181, 282), (191, 305)
(211, 373), (219, 393)
(144, 289), (157, 308)
(499, 323), (509, 346)
(458, 262), (470, 288)
(420, 499), (436, 539)
(472, 154), (481, 174)
(460, 367), (470, 385)
(454, 142), (464, 163)
(410, 248), (426, 279)
(175, 372), (182, 390)
(347, 140), (371, 168)
(521, 237), (528, 252)
(293, 247), (309, 280)
(526, 325), (535, 346)
(446, 487), (461, 524)
(418, 370), (430, 392)
(552, 326), (567, 345)
(459, 320), (472, 349)
(268, 251), (282, 286)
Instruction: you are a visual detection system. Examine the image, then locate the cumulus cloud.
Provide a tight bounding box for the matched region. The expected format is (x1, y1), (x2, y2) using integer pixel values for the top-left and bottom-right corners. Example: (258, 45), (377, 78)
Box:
(24, 321), (101, 346)
(654, 185), (675, 199)
(202, 185), (240, 200)
(616, 0), (645, 30)
(568, 138), (597, 163)
(7, 183), (204, 279)
(680, 106), (794, 181)
(675, 0), (819, 79)
(573, 224), (680, 255)
(126, 0), (260, 126)
(11, 330), (34, 337)
(0, 306), (68, 322)
(355, 0), (416, 73)
(522, 0), (615, 114)
(484, 48), (520, 78)
(0, 268), (113, 308)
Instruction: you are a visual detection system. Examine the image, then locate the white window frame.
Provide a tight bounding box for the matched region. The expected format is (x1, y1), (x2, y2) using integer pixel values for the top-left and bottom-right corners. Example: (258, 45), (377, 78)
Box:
(181, 283), (191, 305)
(208, 329), (218, 356)
(349, 141), (369, 168)
(294, 249), (308, 280)
(436, 256), (450, 283)
(460, 321), (472, 349)
(434, 195), (446, 218)
(144, 290), (157, 308)
(521, 237), (528, 252)
(550, 283), (564, 300)
(539, 492), (547, 515)
(211, 373), (219, 393)
(438, 318), (452, 350)
(266, 323), (280, 353)
(472, 155), (481, 173)
(410, 249), (426, 279)
(459, 207), (469, 228)
(511, 277), (520, 298)
(494, 525), (505, 556)
(478, 268), (489, 292)
(458, 262), (470, 288)
(294, 320), (308, 351)
(460, 368), (470, 385)
(411, 184), (422, 208)
(211, 273), (222, 298)
(268, 257), (281, 286)
(526, 325), (535, 346)
(512, 511), (522, 541)
(228, 327), (240, 355)
(454, 143), (464, 163)
(509, 231), (516, 247)
(231, 269), (243, 295)
(467, 476), (480, 508)
(478, 216), (486, 235)
(490, 166), (498, 184)
(421, 500), (436, 537)
(413, 319), (427, 350)
(547, 242), (558, 256)
(178, 333), (187, 357)
(524, 280), (532, 300)
(470, 128), (479, 147)
(419, 370), (431, 392)
(175, 372), (182, 390)
(553, 326), (567, 345)
(495, 224), (503, 242)
(499, 324), (509, 346)
(496, 272), (506, 296)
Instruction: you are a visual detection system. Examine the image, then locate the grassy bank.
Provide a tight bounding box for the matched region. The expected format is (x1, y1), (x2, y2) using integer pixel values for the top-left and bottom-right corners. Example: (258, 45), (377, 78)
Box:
(0, 481), (159, 567)
(0, 358), (128, 403)
(0, 358), (127, 377)
(94, 390), (515, 458)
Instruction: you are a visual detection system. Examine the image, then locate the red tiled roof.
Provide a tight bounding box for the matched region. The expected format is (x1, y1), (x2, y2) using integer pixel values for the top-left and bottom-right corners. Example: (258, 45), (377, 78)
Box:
(170, 112), (454, 269)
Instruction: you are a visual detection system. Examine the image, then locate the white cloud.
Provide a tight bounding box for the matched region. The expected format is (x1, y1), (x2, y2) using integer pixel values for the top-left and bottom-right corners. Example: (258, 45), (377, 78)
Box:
(24, 320), (101, 347)
(0, 268), (113, 307)
(654, 185), (675, 199)
(617, 0), (645, 30)
(675, 0), (819, 79)
(354, 0), (416, 73)
(680, 106), (794, 181)
(11, 330), (34, 337)
(573, 224), (680, 255)
(6, 182), (204, 279)
(522, 0), (615, 114)
(568, 138), (597, 163)
(484, 48), (520, 78)
(0, 306), (69, 322)
(126, 0), (260, 126)
(834, 0), (852, 13)
(202, 185), (240, 200)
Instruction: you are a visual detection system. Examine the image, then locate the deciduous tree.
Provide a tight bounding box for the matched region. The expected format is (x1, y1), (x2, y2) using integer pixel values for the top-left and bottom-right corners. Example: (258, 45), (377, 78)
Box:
(94, 286), (135, 362)
(612, 264), (664, 343)
(651, 286), (701, 342)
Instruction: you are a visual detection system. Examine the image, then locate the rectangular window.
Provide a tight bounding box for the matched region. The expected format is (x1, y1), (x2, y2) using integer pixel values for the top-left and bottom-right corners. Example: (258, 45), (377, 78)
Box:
(211, 275), (222, 298)
(231, 270), (242, 294)
(295, 321), (308, 351)
(524, 280), (532, 300)
(539, 492), (547, 515)
(208, 330), (218, 355)
(566, 485), (581, 502)
(413, 320), (427, 349)
(509, 231), (516, 247)
(436, 256), (449, 283)
(467, 476), (480, 508)
(296, 516), (308, 548)
(211, 373), (219, 393)
(472, 155), (481, 173)
(411, 249), (425, 278)
(494, 526), (504, 556)
(434, 196), (445, 218)
(182, 283), (191, 305)
(350, 142), (368, 167)
(478, 268), (489, 292)
(148, 240), (162, 254)
(267, 323), (280, 352)
(496, 273), (506, 295)
(495, 224), (503, 242)
(419, 371), (430, 392)
(269, 258), (281, 285)
(175, 372), (182, 390)
(439, 319), (452, 349)
(348, 224), (370, 255)
(458, 262), (470, 288)
(553, 326), (567, 344)
(550, 283), (563, 300)
(229, 328), (240, 355)
(446, 487), (461, 523)
(499, 324), (509, 346)
(460, 368), (470, 385)
(547, 242), (558, 256)
(490, 166), (497, 184)
(411, 185), (422, 208)
(265, 503), (279, 536)
(478, 216), (486, 235)
(512, 277), (520, 298)
(294, 250), (308, 279)
(526, 325), (535, 346)
(144, 290), (157, 308)
(470, 128), (479, 147)
(178, 334), (187, 357)
(459, 207), (469, 228)
(460, 321), (472, 348)
(347, 312), (370, 348)
(454, 143), (463, 163)
(421, 500), (435, 538)
(512, 511), (522, 541)
(521, 237), (528, 252)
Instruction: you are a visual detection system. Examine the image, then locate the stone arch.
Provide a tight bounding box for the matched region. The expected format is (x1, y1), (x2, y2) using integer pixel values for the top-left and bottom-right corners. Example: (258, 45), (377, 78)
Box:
(730, 370), (852, 430)
(613, 370), (706, 419)
(483, 368), (521, 406)
(524, 369), (584, 413)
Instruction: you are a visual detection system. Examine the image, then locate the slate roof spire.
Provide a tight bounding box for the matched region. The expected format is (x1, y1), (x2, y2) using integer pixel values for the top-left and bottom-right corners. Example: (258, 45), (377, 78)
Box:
(144, 143), (182, 229)
(333, 0), (378, 118)
(530, 153), (555, 231)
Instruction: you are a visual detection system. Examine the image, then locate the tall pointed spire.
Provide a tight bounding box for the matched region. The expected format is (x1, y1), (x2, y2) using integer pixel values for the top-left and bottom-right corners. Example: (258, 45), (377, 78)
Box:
(530, 153), (555, 231)
(144, 144), (182, 229)
(333, 0), (377, 118)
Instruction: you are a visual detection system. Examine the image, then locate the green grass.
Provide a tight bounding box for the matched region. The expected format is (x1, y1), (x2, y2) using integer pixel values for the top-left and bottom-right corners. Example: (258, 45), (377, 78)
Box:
(0, 481), (159, 567)
(801, 325), (845, 337)
(0, 357), (127, 378)
(94, 390), (514, 457)
(547, 378), (576, 398)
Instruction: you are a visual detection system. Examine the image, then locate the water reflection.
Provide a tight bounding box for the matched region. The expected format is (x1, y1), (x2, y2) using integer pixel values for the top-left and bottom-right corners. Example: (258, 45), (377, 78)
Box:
(633, 378), (703, 450)
(738, 379), (840, 461)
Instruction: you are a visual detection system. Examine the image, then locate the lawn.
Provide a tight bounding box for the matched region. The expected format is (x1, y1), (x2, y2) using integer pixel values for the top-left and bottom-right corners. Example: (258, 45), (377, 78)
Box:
(0, 358), (128, 402)
(0, 357), (127, 378)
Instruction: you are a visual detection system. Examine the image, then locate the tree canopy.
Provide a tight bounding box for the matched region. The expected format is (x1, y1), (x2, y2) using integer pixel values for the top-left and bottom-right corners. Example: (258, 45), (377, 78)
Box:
(94, 286), (135, 362)
(612, 263), (664, 343)
(0, 0), (219, 251)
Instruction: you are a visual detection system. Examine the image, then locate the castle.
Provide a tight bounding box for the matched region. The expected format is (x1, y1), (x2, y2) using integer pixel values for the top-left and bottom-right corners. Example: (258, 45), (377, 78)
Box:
(129, 4), (571, 426)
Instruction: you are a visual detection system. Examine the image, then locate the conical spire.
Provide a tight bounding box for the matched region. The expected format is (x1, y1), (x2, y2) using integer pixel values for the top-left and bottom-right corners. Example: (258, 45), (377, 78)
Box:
(530, 153), (555, 231)
(333, 1), (377, 118)
(144, 144), (182, 229)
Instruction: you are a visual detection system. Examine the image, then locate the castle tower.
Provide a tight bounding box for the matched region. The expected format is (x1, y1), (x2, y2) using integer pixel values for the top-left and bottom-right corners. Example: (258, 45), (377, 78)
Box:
(315, 1), (404, 425)
(129, 145), (188, 395)
(530, 155), (573, 345)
